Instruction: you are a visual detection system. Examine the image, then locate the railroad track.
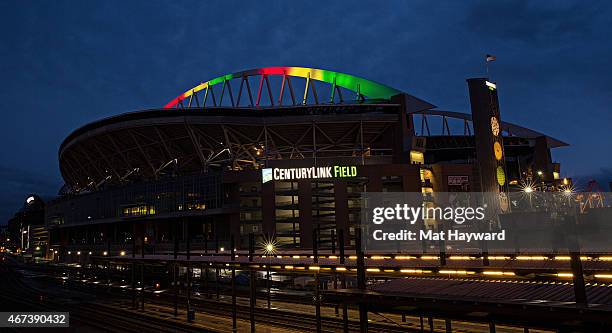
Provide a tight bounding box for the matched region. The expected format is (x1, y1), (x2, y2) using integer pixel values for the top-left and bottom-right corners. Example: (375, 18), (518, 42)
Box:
(0, 265), (213, 333)
(61, 278), (419, 333)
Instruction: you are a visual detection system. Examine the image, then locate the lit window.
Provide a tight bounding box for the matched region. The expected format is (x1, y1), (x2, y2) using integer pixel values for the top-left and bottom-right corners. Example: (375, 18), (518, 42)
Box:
(410, 150), (424, 164)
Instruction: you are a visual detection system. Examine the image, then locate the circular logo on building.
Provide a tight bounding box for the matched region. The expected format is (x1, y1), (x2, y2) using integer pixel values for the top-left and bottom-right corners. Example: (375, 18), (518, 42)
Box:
(493, 141), (503, 160)
(496, 166), (506, 186)
(491, 116), (500, 136)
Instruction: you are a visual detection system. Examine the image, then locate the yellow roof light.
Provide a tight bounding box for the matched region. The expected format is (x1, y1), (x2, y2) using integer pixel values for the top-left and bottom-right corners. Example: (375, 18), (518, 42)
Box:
(449, 256), (474, 260)
(557, 273), (573, 278)
(594, 274), (612, 279)
(394, 256), (416, 260)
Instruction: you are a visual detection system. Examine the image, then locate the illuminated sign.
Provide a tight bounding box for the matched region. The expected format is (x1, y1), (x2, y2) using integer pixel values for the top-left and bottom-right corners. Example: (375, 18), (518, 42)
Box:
(262, 165), (357, 183)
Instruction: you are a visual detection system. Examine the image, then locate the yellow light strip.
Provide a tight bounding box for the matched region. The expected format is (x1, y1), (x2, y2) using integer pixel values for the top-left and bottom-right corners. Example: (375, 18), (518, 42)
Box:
(394, 255), (416, 260)
(557, 273), (573, 278)
(449, 256), (475, 260)
(487, 256), (511, 260)
(366, 268), (380, 272)
(594, 274), (612, 279)
(516, 256), (548, 260)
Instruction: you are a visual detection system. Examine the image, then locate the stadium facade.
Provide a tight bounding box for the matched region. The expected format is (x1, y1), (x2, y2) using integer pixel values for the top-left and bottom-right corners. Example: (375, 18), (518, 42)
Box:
(45, 66), (569, 259)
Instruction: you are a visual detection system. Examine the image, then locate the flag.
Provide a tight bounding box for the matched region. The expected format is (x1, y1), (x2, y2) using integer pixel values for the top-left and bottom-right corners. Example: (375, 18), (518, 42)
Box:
(486, 54), (496, 62)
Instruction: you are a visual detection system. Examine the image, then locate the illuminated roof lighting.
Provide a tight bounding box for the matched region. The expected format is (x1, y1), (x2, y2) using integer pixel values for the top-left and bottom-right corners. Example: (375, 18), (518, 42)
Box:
(165, 66), (403, 108)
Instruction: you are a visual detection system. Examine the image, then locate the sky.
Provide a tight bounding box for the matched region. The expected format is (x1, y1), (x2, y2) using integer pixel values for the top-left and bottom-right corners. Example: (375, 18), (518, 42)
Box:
(0, 1), (611, 223)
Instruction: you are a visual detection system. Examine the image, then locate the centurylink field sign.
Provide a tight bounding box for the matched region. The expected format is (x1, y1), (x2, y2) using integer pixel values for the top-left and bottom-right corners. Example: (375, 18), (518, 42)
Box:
(262, 165), (357, 183)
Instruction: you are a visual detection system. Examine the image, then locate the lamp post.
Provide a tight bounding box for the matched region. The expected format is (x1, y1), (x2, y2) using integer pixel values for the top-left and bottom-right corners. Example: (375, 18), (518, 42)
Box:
(261, 235), (277, 309)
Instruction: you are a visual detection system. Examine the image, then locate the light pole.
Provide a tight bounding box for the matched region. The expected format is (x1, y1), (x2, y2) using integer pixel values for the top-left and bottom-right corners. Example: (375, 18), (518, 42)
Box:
(261, 236), (277, 309)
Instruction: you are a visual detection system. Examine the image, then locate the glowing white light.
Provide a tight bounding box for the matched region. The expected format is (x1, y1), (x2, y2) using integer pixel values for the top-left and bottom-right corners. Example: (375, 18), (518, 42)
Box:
(259, 235), (278, 256)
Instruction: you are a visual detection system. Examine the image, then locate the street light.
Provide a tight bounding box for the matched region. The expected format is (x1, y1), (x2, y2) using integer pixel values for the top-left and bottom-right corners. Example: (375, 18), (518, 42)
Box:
(260, 235), (278, 309)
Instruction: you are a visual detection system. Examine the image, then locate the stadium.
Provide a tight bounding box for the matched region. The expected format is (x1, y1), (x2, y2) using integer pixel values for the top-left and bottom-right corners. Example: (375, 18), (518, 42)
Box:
(25, 66), (612, 332)
(46, 66), (570, 255)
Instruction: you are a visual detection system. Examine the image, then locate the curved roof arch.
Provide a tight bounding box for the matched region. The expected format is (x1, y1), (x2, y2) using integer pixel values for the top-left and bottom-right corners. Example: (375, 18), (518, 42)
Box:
(164, 66), (403, 108)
